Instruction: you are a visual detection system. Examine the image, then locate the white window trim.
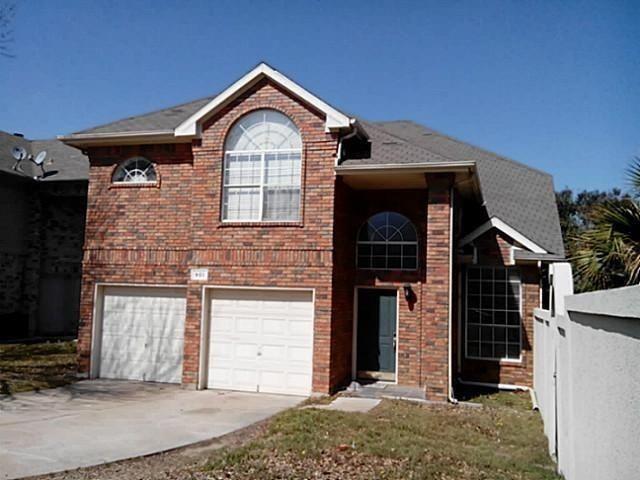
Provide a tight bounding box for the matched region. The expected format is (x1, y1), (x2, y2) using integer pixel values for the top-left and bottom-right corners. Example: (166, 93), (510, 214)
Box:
(112, 157), (158, 185)
(464, 266), (523, 363)
(356, 213), (418, 271)
(222, 150), (302, 223)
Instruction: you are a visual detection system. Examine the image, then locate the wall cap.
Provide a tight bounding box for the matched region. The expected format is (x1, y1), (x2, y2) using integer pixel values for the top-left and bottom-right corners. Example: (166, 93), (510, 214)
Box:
(565, 285), (640, 319)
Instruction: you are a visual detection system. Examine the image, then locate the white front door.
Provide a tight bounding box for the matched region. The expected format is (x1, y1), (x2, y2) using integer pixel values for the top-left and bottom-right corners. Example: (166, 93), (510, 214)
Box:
(99, 286), (186, 384)
(207, 289), (314, 396)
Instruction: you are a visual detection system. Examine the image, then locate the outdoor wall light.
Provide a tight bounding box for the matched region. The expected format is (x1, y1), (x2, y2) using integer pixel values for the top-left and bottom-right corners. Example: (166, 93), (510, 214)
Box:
(403, 284), (413, 301)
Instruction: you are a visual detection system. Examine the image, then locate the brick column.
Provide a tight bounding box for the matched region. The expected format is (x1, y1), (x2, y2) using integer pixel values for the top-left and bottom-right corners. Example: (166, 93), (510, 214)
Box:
(182, 284), (203, 387)
(422, 174), (453, 401)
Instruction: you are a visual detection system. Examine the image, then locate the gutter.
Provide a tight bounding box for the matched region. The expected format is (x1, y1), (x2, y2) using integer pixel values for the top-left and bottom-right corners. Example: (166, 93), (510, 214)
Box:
(57, 130), (188, 147)
(335, 160), (475, 175)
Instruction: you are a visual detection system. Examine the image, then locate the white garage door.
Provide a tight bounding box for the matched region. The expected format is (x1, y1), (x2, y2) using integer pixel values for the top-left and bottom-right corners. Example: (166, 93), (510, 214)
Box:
(99, 286), (186, 384)
(208, 289), (314, 396)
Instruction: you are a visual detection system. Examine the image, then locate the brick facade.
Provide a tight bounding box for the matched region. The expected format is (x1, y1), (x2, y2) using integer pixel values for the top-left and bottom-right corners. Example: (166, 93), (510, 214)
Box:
(455, 229), (540, 387)
(78, 80), (341, 393)
(78, 79), (538, 396)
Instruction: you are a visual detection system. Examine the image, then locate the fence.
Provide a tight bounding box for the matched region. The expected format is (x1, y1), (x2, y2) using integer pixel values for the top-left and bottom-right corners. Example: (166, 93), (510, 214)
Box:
(534, 277), (640, 480)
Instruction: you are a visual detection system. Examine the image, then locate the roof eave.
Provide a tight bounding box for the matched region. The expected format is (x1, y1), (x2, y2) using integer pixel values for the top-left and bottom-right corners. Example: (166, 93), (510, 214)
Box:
(459, 217), (548, 254)
(174, 62), (353, 138)
(335, 160), (475, 175)
(57, 130), (190, 148)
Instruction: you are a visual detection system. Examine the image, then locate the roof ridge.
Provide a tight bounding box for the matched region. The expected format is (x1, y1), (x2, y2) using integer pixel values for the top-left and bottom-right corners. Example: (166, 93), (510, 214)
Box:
(374, 120), (553, 179)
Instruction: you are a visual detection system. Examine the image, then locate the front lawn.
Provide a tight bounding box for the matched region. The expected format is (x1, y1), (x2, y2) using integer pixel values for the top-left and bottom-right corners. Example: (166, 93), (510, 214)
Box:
(204, 393), (558, 480)
(0, 341), (77, 395)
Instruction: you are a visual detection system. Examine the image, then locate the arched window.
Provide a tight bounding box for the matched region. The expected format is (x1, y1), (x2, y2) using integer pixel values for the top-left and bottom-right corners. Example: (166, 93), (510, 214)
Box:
(112, 157), (157, 184)
(357, 212), (418, 270)
(222, 109), (302, 221)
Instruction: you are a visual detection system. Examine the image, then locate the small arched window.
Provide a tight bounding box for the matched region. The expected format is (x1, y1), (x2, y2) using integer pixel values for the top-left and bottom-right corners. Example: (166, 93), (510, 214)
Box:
(222, 109), (302, 221)
(112, 157), (157, 184)
(357, 212), (418, 270)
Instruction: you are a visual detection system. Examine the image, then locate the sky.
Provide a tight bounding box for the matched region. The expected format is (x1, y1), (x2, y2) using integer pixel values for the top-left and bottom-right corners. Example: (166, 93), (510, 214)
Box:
(0, 0), (638, 192)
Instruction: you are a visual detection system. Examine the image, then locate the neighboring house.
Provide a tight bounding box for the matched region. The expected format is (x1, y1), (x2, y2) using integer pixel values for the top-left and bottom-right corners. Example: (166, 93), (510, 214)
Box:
(59, 63), (564, 399)
(0, 131), (88, 339)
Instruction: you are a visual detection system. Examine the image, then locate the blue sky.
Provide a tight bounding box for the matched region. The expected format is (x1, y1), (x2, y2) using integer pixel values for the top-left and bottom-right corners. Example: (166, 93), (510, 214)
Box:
(1, 0), (638, 191)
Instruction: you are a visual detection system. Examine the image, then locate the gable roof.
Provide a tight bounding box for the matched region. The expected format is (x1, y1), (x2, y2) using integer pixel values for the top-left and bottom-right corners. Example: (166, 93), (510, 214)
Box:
(60, 63), (354, 146)
(57, 65), (564, 255)
(349, 120), (565, 256)
(0, 131), (88, 182)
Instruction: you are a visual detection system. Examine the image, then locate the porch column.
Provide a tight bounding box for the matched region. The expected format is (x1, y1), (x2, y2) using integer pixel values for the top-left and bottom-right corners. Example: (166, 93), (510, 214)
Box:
(422, 174), (453, 401)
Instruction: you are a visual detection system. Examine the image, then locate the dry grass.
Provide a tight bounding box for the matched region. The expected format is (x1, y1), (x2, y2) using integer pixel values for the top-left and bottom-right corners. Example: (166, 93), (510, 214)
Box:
(203, 394), (558, 480)
(0, 341), (77, 394)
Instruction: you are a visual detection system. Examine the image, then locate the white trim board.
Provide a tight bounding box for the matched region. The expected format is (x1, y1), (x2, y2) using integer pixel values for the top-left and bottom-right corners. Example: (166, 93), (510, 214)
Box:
(458, 217), (547, 254)
(175, 63), (353, 137)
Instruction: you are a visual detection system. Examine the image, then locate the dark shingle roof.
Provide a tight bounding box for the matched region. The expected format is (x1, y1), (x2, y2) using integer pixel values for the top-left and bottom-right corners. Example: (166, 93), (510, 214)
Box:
(347, 120), (455, 165)
(354, 120), (565, 255)
(0, 131), (88, 182)
(61, 94), (564, 255)
(73, 96), (215, 135)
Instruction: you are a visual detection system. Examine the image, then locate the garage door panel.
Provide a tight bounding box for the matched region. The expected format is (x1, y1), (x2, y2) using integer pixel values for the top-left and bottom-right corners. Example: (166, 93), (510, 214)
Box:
(261, 344), (286, 360)
(99, 286), (186, 384)
(236, 317), (260, 333)
(288, 345), (312, 363)
(210, 315), (233, 334)
(262, 318), (286, 334)
(209, 340), (233, 360)
(208, 289), (313, 396)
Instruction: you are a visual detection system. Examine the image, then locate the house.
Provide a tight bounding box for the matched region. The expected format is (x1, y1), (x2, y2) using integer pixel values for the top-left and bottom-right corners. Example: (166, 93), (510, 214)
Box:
(0, 131), (88, 339)
(59, 63), (564, 400)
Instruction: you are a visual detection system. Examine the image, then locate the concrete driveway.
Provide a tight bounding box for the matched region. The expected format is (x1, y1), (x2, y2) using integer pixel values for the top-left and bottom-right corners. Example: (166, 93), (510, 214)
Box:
(0, 380), (302, 479)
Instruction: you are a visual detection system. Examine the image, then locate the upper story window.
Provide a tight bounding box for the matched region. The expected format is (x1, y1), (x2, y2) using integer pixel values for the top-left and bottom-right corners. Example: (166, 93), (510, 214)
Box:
(112, 157), (157, 184)
(465, 266), (522, 361)
(357, 212), (418, 270)
(222, 109), (302, 222)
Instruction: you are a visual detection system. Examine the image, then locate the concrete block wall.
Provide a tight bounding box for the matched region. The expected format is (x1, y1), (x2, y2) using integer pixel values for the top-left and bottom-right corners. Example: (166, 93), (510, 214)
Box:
(534, 279), (640, 480)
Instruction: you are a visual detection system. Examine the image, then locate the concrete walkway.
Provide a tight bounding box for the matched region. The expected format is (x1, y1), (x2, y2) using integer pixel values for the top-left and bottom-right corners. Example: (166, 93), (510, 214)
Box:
(0, 380), (302, 479)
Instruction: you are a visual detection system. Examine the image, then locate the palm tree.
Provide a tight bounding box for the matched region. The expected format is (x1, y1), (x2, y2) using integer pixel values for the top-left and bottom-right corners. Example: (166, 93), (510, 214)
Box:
(571, 158), (640, 292)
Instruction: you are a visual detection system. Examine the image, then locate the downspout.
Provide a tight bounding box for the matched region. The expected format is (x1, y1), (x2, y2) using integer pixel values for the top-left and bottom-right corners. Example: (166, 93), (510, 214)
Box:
(457, 379), (539, 410)
(448, 186), (457, 403)
(336, 128), (359, 166)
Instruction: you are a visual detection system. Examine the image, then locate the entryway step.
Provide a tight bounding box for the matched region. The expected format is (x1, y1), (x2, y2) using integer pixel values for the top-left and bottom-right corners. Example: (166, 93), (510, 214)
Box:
(309, 397), (381, 413)
(345, 381), (426, 401)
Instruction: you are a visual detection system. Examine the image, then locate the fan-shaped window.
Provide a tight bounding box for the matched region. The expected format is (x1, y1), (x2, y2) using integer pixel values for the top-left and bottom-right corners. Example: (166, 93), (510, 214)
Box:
(112, 157), (157, 184)
(222, 109), (302, 221)
(357, 212), (418, 270)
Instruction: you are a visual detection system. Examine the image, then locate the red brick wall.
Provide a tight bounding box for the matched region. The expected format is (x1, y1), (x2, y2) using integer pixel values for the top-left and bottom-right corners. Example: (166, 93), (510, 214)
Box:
(77, 80), (459, 398)
(78, 79), (341, 393)
(330, 177), (452, 401)
(457, 228), (540, 387)
(422, 175), (453, 400)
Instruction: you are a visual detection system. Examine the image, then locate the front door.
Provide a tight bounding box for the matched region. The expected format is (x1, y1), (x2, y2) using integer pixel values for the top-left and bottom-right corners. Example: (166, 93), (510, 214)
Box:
(357, 288), (397, 381)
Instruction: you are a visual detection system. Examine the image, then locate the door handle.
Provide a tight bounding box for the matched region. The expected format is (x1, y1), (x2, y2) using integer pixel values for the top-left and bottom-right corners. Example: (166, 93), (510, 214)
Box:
(393, 334), (397, 349)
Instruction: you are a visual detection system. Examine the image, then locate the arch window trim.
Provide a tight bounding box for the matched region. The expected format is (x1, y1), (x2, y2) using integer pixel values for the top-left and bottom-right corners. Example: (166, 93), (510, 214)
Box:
(222, 109), (303, 223)
(112, 157), (158, 185)
(357, 212), (419, 271)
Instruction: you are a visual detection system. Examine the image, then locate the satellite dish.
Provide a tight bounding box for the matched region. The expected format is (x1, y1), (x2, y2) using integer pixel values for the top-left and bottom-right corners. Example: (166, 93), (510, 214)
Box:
(11, 146), (27, 161)
(34, 150), (47, 165)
